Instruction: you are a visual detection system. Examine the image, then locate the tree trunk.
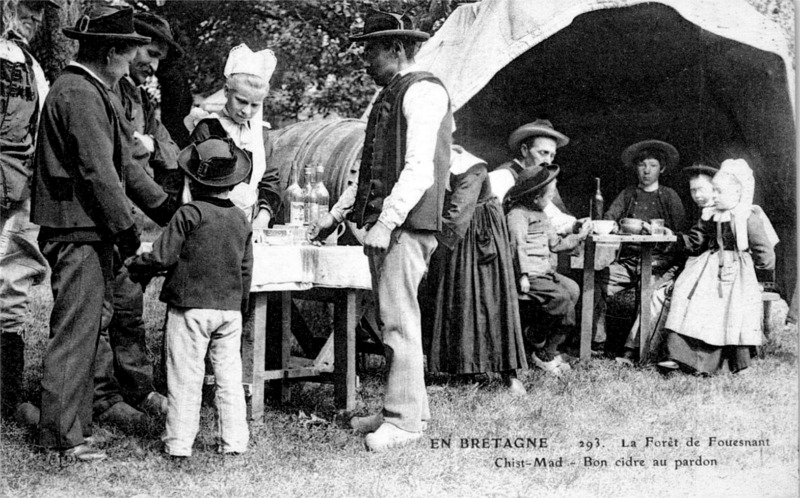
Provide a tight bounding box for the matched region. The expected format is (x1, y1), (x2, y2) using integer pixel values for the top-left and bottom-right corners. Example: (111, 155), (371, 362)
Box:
(30, 0), (83, 83)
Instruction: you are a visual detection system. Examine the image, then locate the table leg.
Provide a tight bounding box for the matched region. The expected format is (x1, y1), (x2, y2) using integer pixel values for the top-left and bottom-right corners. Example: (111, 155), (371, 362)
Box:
(334, 289), (357, 410)
(580, 238), (596, 361)
(251, 294), (268, 421)
(639, 244), (654, 362)
(279, 291), (292, 403)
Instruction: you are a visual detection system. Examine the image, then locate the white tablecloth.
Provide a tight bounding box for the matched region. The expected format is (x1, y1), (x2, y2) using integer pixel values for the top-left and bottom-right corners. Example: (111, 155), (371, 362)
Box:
(250, 245), (372, 292)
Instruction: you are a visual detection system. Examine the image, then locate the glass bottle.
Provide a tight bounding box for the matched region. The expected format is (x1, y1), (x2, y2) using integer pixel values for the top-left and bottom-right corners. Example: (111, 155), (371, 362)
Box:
(302, 166), (318, 225)
(284, 167), (304, 226)
(591, 177), (604, 220)
(313, 164), (330, 221)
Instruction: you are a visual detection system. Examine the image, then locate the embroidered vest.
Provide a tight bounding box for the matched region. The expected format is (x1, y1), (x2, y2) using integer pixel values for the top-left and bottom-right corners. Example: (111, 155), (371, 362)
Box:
(0, 40), (39, 204)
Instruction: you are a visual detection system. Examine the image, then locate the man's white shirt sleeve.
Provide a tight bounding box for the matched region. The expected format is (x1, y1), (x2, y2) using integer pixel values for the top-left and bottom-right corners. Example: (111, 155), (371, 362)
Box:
(378, 80), (449, 230)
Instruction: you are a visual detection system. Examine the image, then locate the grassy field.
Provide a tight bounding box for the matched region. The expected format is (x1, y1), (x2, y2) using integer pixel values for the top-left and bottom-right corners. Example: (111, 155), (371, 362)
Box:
(0, 279), (797, 498)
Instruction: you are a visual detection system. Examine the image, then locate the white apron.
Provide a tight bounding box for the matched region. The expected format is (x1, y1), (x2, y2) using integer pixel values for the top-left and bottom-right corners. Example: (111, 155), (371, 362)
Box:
(665, 249), (762, 346)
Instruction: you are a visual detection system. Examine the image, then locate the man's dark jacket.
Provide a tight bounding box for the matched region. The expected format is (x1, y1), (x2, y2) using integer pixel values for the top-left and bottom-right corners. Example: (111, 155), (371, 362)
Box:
(31, 65), (167, 242)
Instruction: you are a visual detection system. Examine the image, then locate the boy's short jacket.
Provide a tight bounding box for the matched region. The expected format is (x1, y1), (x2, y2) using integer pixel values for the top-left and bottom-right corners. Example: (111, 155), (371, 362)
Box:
(129, 197), (253, 310)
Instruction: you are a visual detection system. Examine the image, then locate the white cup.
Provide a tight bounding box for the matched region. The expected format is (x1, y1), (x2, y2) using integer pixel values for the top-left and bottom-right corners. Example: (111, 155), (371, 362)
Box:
(593, 220), (617, 235)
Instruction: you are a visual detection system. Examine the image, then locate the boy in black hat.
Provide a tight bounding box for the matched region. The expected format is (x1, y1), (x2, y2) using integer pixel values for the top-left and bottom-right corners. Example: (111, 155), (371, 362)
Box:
(127, 137), (253, 458)
(506, 165), (591, 375)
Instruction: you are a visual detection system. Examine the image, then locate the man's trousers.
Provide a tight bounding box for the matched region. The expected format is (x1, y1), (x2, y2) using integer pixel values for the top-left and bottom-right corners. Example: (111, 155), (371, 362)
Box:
(39, 241), (113, 450)
(369, 229), (437, 433)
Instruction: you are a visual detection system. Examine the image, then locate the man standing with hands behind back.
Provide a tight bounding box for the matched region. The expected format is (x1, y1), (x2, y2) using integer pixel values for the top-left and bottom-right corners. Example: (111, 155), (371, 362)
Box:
(310, 10), (453, 452)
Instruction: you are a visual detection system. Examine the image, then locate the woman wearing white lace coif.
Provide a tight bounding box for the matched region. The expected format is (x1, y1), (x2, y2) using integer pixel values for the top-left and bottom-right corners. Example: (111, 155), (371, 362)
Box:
(659, 159), (778, 375)
(184, 44), (282, 229)
(183, 44), (283, 394)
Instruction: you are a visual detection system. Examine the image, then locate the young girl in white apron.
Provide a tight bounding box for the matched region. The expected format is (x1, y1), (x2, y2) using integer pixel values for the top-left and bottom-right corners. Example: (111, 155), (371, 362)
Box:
(659, 159), (777, 374)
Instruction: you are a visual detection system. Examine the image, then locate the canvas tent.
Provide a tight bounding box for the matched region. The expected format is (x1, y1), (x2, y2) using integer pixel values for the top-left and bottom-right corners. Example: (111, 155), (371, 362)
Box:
(415, 0), (796, 293)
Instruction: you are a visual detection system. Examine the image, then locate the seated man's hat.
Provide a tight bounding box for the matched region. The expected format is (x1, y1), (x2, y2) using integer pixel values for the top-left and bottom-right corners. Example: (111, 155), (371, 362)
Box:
(621, 140), (679, 171)
(505, 164), (560, 205)
(508, 119), (569, 151)
(133, 12), (184, 56)
(178, 137), (252, 188)
(63, 7), (150, 44)
(349, 10), (429, 42)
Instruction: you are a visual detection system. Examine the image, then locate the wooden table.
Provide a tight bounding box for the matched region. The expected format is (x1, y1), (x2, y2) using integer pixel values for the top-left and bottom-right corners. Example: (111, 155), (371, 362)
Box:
(579, 233), (676, 362)
(248, 245), (372, 420)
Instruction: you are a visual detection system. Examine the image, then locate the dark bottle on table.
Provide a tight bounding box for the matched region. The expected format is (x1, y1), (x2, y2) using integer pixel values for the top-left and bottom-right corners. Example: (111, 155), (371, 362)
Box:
(591, 177), (604, 220)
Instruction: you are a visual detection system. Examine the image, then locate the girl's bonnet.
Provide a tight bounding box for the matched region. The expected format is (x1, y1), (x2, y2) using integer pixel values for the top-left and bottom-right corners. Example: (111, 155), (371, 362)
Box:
(701, 158), (778, 250)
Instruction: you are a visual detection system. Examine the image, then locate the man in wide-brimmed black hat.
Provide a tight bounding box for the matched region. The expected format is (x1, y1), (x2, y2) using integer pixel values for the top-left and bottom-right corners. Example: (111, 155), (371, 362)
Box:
(92, 8), (185, 421)
(0, 0), (61, 425)
(310, 10), (452, 452)
(491, 118), (580, 235)
(31, 7), (175, 461)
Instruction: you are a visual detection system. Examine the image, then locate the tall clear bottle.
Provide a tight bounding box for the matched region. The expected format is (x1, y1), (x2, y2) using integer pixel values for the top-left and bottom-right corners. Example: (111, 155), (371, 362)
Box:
(312, 164), (333, 244)
(591, 177), (604, 220)
(313, 164), (330, 221)
(302, 166), (318, 226)
(284, 167), (304, 226)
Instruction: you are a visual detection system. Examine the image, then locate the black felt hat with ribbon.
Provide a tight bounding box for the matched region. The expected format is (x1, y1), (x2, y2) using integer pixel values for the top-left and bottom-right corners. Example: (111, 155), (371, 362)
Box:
(178, 137), (252, 188)
(63, 7), (150, 44)
(349, 10), (429, 42)
(505, 164), (560, 204)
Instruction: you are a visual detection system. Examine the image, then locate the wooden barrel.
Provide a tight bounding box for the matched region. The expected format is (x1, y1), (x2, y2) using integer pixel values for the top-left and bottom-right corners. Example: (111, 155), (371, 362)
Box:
(267, 119), (366, 243)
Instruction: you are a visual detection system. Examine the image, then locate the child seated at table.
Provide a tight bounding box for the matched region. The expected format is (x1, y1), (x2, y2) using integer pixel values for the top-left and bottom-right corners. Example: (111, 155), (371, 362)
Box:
(593, 140), (687, 357)
(658, 159), (776, 375)
(127, 137), (254, 457)
(615, 162), (719, 365)
(506, 165), (591, 375)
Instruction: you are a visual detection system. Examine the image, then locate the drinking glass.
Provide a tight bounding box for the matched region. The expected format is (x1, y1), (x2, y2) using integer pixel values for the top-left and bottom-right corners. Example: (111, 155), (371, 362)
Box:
(650, 219), (665, 235)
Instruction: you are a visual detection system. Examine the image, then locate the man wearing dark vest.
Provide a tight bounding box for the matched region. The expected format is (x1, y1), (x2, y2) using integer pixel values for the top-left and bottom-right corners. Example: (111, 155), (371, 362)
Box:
(310, 11), (453, 451)
(31, 8), (172, 461)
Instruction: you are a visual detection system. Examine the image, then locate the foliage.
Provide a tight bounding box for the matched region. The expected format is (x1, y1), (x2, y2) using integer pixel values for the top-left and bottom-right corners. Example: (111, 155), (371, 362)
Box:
(24, 0), (793, 126)
(124, 0), (458, 126)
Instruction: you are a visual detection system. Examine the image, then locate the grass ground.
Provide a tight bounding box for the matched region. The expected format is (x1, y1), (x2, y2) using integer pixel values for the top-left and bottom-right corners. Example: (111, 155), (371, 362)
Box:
(0, 280), (797, 498)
